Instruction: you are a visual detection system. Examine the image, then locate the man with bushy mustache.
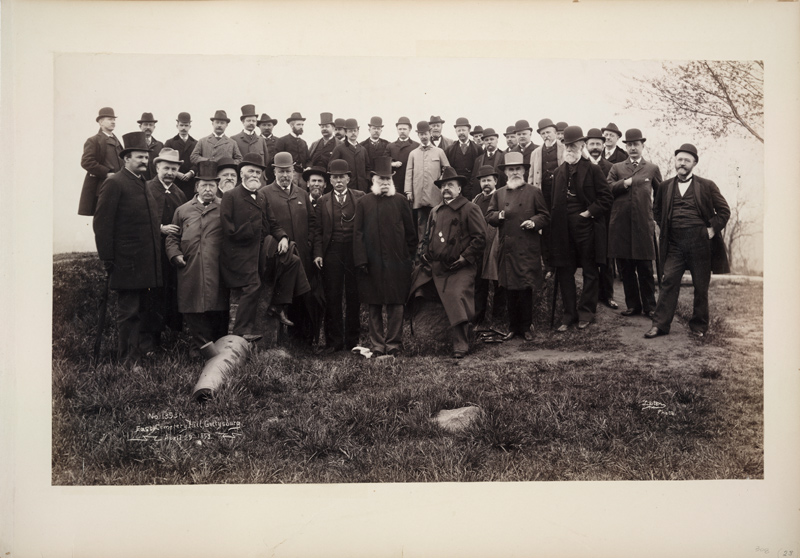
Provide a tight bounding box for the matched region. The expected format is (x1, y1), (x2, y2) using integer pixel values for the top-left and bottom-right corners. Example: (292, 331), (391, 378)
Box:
(214, 157), (238, 198)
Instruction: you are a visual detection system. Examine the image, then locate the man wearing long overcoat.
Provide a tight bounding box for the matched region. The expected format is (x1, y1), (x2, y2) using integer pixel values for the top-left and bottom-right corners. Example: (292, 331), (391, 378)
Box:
(607, 128), (662, 317)
(353, 157), (417, 356)
(410, 167), (486, 358)
(308, 112), (338, 173)
(548, 127), (613, 331)
(470, 128), (506, 190)
(93, 132), (161, 365)
(78, 107), (123, 216)
(404, 121), (450, 239)
(445, 117), (483, 200)
(386, 117), (419, 194)
(275, 112), (309, 171)
(190, 110), (243, 166)
(330, 118), (371, 192)
(232, 105), (271, 187)
(471, 165), (505, 324)
(486, 152), (550, 341)
(164, 112), (198, 199)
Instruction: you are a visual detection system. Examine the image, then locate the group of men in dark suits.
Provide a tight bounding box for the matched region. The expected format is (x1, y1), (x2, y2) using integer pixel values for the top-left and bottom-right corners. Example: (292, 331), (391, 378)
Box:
(81, 106), (730, 366)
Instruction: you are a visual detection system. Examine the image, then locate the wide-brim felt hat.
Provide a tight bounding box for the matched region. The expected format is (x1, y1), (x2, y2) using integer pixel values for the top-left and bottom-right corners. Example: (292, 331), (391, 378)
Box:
(498, 151), (530, 170)
(137, 112), (157, 124)
(119, 131), (153, 157)
(210, 110), (231, 123)
(537, 118), (557, 133)
(674, 143), (699, 162)
(152, 147), (184, 166)
(327, 159), (352, 176)
(434, 166), (468, 188)
(623, 128), (647, 143)
(481, 128), (499, 138)
(428, 115), (445, 125)
(370, 156), (395, 178)
(257, 113), (278, 125)
(514, 119), (533, 133)
(196, 160), (220, 181)
(239, 153), (267, 171)
(601, 122), (623, 137)
(216, 157), (238, 172)
(474, 165), (499, 180)
(272, 151), (295, 168)
(96, 107), (116, 122)
(303, 166), (328, 181)
(286, 112), (306, 124)
(585, 128), (605, 141)
(240, 104), (258, 120)
(562, 126), (586, 145)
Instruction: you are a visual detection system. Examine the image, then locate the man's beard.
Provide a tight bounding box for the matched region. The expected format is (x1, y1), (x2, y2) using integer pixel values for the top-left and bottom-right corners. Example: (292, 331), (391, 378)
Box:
(588, 149), (602, 159)
(293, 127), (304, 136)
(564, 150), (582, 165)
(219, 181), (235, 193)
(370, 182), (396, 197)
(243, 178), (261, 191)
(507, 176), (525, 190)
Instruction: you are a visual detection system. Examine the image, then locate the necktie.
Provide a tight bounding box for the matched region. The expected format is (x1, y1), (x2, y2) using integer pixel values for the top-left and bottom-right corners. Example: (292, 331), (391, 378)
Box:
(461, 143), (468, 155)
(337, 194), (344, 205)
(632, 160), (639, 168)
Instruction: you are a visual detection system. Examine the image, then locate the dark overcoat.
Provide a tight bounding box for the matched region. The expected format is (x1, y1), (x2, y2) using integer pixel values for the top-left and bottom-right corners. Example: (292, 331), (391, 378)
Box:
(472, 191), (500, 281)
(486, 183), (550, 290)
(190, 135), (243, 165)
(353, 193), (417, 304)
(143, 137), (164, 181)
(471, 148), (507, 189)
(219, 184), (287, 289)
(360, 138), (390, 162)
(409, 196), (487, 325)
(261, 183), (314, 271)
(386, 138), (420, 192)
(232, 131), (271, 186)
(548, 158), (613, 267)
(164, 197), (228, 313)
(78, 130), (123, 216)
(603, 145), (628, 164)
(654, 175), (731, 274)
(275, 133), (309, 168)
(164, 134), (198, 198)
(607, 158), (662, 260)
(308, 136), (339, 171)
(312, 188), (366, 259)
(445, 141), (483, 200)
(330, 141), (371, 192)
(93, 169), (162, 290)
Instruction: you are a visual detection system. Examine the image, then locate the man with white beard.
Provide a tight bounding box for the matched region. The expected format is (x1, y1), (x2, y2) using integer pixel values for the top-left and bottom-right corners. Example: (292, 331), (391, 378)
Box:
(548, 126), (613, 332)
(214, 157), (238, 198)
(486, 152), (550, 341)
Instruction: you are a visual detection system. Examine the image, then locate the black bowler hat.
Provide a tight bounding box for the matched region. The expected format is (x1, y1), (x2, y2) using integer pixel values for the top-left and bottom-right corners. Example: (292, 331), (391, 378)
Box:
(515, 119), (533, 133)
(302, 166), (328, 182)
(196, 160), (220, 181)
(286, 112), (306, 124)
(177, 112), (192, 123)
(674, 143), (699, 162)
(562, 126), (586, 146)
(537, 118), (557, 133)
(556, 121), (569, 132)
(370, 156), (395, 178)
(416, 121), (431, 133)
(119, 131), (152, 157)
(257, 113), (277, 125)
(474, 165), (499, 180)
(216, 157), (238, 172)
(238, 153), (266, 171)
(344, 118), (359, 129)
(601, 122), (623, 137)
(454, 117), (471, 129)
(327, 159), (352, 176)
(210, 110), (231, 123)
(428, 115), (445, 125)
(396, 116), (412, 127)
(319, 112), (334, 126)
(471, 125), (484, 136)
(137, 112), (157, 124)
(368, 116), (384, 128)
(96, 107), (117, 122)
(434, 166), (468, 189)
(504, 126), (516, 137)
(240, 104), (258, 120)
(334, 118), (346, 129)
(623, 128), (647, 144)
(585, 128), (605, 141)
(481, 128), (499, 138)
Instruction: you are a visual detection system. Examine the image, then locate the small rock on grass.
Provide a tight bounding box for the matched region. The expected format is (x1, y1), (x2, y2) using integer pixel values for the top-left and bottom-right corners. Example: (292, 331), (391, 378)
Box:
(433, 406), (484, 433)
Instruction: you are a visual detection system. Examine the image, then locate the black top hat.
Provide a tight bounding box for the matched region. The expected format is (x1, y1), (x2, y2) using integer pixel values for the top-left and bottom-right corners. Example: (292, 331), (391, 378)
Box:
(196, 160), (220, 181)
(623, 129), (647, 144)
(434, 166), (468, 188)
(454, 117), (471, 129)
(396, 116), (412, 127)
(238, 153), (266, 171)
(303, 166), (328, 181)
(177, 112), (192, 123)
(334, 118), (346, 128)
(216, 157), (238, 172)
(601, 122), (623, 137)
(416, 121), (431, 133)
(498, 151), (530, 170)
(344, 118), (359, 129)
(319, 112), (334, 126)
(537, 118), (557, 133)
(370, 156), (395, 178)
(674, 143), (699, 162)
(481, 128), (499, 138)
(119, 131), (153, 157)
(240, 105), (258, 120)
(584, 128), (605, 141)
(556, 121), (569, 132)
(504, 126), (517, 137)
(286, 112), (306, 124)
(515, 119), (533, 133)
(96, 107), (117, 122)
(562, 126), (586, 146)
(327, 159), (352, 176)
(368, 116), (383, 128)
(474, 165), (499, 181)
(137, 112), (157, 124)
(428, 115), (445, 125)
(471, 125), (484, 136)
(257, 113), (277, 125)
(210, 110), (231, 123)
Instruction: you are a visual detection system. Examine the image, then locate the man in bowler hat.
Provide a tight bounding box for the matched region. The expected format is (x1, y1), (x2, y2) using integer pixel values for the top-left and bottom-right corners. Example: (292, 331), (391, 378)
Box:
(164, 112), (198, 199)
(257, 113), (279, 182)
(470, 127), (506, 191)
(445, 117), (483, 200)
(511, 119), (539, 182)
(275, 112), (309, 171)
(308, 112), (338, 172)
(138, 112), (163, 181)
(428, 115), (453, 150)
(330, 119), (371, 192)
(387, 116), (420, 194)
(78, 107), (123, 216)
(191, 110), (243, 166)
(404, 121), (451, 239)
(361, 116), (390, 161)
(601, 122), (628, 164)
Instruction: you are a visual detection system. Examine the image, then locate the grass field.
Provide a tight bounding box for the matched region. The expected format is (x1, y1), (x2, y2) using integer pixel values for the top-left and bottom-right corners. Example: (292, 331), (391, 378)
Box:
(52, 253), (763, 484)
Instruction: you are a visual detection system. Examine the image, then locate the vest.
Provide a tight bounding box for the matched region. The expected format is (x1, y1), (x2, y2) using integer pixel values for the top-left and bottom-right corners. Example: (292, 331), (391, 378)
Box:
(671, 180), (706, 229)
(330, 193), (355, 243)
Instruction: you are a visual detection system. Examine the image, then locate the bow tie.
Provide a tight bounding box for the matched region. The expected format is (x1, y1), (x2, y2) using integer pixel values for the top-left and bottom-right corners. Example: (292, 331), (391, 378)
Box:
(677, 176), (692, 183)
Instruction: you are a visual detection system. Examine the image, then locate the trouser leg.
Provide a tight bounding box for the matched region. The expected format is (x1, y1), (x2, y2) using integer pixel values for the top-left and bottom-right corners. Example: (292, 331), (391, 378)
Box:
(506, 289), (522, 333)
(474, 276), (489, 324)
(636, 259), (657, 313)
(686, 226), (712, 333)
(557, 265), (578, 326)
(652, 233), (688, 333)
(416, 206), (432, 243)
(384, 304), (404, 353)
(231, 281), (261, 336)
(598, 260), (614, 301)
(620, 258), (642, 312)
(570, 214), (598, 323)
(323, 243), (346, 349)
(342, 247), (361, 348)
(368, 304), (386, 353)
(116, 289), (143, 362)
(492, 284), (506, 318)
(517, 288), (533, 332)
(184, 312), (216, 348)
(272, 252), (310, 305)
(451, 321), (470, 354)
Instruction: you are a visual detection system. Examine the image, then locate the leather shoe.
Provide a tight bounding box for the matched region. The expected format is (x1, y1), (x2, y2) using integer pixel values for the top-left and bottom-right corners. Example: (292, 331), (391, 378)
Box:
(503, 331), (517, 341)
(691, 330), (705, 338)
(267, 305), (295, 327)
(556, 324), (569, 333)
(644, 327), (667, 339)
(577, 320), (591, 330)
(603, 299), (619, 309)
(621, 308), (641, 316)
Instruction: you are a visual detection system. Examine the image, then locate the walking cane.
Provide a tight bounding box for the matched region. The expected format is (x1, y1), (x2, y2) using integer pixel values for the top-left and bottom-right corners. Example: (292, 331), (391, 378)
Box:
(93, 273), (111, 362)
(550, 268), (559, 328)
(653, 230), (662, 287)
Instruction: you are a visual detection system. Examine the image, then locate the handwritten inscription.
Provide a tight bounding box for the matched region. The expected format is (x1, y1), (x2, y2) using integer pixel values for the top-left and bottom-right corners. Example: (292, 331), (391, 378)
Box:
(129, 412), (243, 442)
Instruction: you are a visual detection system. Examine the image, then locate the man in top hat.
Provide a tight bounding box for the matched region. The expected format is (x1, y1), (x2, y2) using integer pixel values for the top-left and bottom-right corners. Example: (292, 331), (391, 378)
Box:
(141, 147), (189, 350)
(275, 112), (309, 173)
(93, 131), (162, 366)
(361, 116), (390, 161)
(471, 165), (506, 324)
(511, 119), (539, 182)
(232, 105), (271, 187)
(601, 123), (628, 164)
(607, 128), (663, 318)
(334, 118), (347, 143)
(585, 128), (618, 310)
(428, 115), (453, 150)
(471, 127), (506, 190)
(311, 159), (367, 353)
(137, 112), (163, 181)
(555, 122), (569, 144)
(405, 121), (451, 239)
(257, 113), (279, 182)
(387, 116), (420, 194)
(191, 110), (243, 166)
(354, 156), (417, 357)
(547, 126), (613, 332)
(78, 107), (123, 216)
(164, 112), (198, 200)
(471, 125), (485, 148)
(409, 167), (487, 358)
(215, 157), (239, 198)
(308, 112), (338, 172)
(445, 117), (483, 200)
(304, 166), (327, 210)
(164, 160), (229, 353)
(486, 152), (550, 341)
(330, 119), (371, 192)
(647, 143), (730, 340)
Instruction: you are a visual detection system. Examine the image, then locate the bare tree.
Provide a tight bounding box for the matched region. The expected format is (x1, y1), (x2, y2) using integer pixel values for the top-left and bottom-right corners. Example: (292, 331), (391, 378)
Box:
(720, 194), (760, 274)
(627, 60), (763, 143)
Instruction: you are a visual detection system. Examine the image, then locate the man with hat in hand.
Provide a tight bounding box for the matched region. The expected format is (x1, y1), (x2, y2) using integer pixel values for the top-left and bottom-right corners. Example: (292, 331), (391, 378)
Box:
(471, 165), (506, 324)
(93, 131), (161, 366)
(646, 144), (730, 339)
(601, 123), (628, 164)
(387, 116), (420, 194)
(428, 115), (453, 150)
(137, 112), (163, 181)
(404, 120), (451, 239)
(354, 156), (417, 357)
(312, 159), (366, 353)
(275, 112), (309, 173)
(410, 167), (487, 358)
(361, 116), (390, 161)
(548, 126), (613, 332)
(607, 128), (663, 318)
(471, 128), (506, 190)
(215, 157), (239, 198)
(78, 107), (123, 216)
(191, 110), (243, 166)
(445, 117), (483, 200)
(511, 119), (539, 182)
(164, 112), (198, 200)
(308, 112), (338, 172)
(257, 113), (279, 182)
(165, 160), (229, 353)
(232, 105), (271, 187)
(330, 119), (371, 192)
(486, 152), (550, 341)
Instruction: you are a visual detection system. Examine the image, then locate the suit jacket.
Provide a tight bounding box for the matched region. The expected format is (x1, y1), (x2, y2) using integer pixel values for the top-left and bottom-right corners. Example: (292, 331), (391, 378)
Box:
(143, 137), (164, 181)
(512, 142), (539, 182)
(360, 137), (390, 162)
(232, 130), (270, 185)
(275, 133), (309, 168)
(330, 141), (371, 192)
(471, 149), (507, 189)
(78, 130), (123, 215)
(164, 134), (199, 197)
(431, 135), (454, 151)
(607, 158), (663, 260)
(445, 140), (484, 200)
(387, 138), (420, 192)
(308, 136), (339, 170)
(530, 142), (564, 190)
(93, 168), (162, 290)
(654, 175), (731, 274)
(312, 188), (366, 259)
(603, 145), (628, 164)
(146, 178), (188, 226)
(262, 134), (279, 183)
(261, 183), (315, 271)
(190, 134), (243, 165)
